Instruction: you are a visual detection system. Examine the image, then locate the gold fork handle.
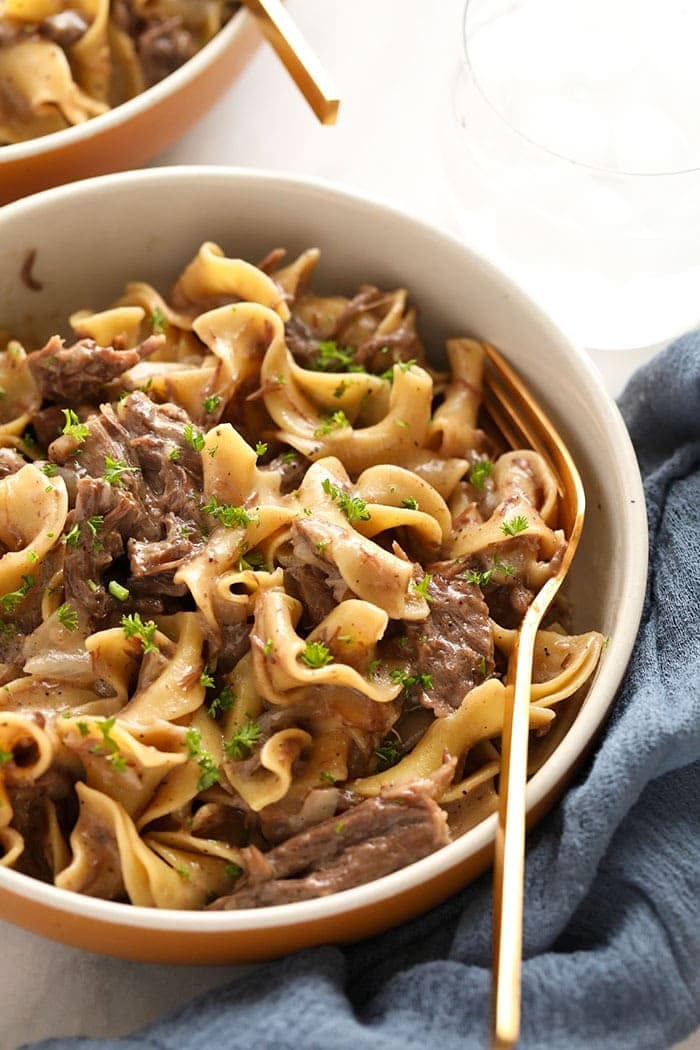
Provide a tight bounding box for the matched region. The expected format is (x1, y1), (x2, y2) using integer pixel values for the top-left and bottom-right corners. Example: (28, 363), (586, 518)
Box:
(242, 0), (340, 125)
(491, 578), (556, 1049)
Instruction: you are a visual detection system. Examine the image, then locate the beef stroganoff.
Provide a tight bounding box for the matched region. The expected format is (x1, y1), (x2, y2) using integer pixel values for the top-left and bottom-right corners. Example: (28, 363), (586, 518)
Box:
(0, 0), (239, 145)
(0, 243), (603, 909)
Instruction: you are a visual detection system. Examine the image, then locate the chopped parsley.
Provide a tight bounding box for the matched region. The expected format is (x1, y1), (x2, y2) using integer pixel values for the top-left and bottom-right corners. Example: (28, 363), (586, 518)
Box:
(64, 524), (80, 548)
(103, 456), (138, 487)
(333, 381), (348, 399)
(120, 612), (159, 654)
(224, 862), (243, 879)
(185, 727), (221, 791)
(469, 459), (494, 489)
(61, 408), (90, 444)
(314, 409), (350, 437)
(0, 748), (13, 767)
(412, 574), (433, 601)
(0, 574), (34, 614)
(374, 740), (402, 771)
(379, 358), (417, 381)
(394, 418), (409, 428)
(465, 556), (515, 588)
(77, 721), (89, 737)
(168, 446), (181, 462)
(501, 514), (529, 536)
(300, 641), (333, 668)
(94, 717), (127, 773)
(389, 667), (433, 693)
(40, 463), (57, 478)
(319, 770), (336, 784)
(236, 544), (266, 572)
(108, 581), (130, 602)
(184, 422), (206, 452)
(199, 668), (215, 689)
(203, 395), (221, 414)
(175, 864), (190, 881)
(86, 515), (104, 547)
(401, 497), (419, 510)
(367, 657), (382, 679)
(150, 307), (168, 334)
(208, 685), (236, 718)
(224, 720), (263, 761)
(321, 477), (371, 522)
(202, 495), (257, 529)
(262, 639), (274, 656)
(255, 441), (268, 457)
(309, 340), (363, 373)
(280, 450), (297, 464)
(56, 603), (78, 632)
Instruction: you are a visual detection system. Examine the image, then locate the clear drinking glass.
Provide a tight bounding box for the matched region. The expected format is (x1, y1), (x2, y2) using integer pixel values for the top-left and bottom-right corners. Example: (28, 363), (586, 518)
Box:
(442, 0), (700, 351)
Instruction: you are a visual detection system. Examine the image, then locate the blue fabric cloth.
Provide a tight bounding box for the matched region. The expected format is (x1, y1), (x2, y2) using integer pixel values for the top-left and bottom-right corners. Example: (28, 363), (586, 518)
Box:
(29, 337), (700, 1050)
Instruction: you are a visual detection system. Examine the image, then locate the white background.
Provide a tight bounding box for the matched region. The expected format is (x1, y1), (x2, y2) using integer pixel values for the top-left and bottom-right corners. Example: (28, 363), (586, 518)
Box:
(1, 2), (694, 1047)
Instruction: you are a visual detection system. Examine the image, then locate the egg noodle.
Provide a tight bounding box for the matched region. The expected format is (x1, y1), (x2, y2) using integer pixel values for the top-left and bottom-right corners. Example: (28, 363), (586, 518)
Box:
(0, 0), (238, 145)
(0, 243), (603, 909)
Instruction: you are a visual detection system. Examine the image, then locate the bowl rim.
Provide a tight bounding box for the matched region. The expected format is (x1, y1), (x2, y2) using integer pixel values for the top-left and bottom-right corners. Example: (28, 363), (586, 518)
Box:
(0, 166), (649, 933)
(0, 6), (251, 163)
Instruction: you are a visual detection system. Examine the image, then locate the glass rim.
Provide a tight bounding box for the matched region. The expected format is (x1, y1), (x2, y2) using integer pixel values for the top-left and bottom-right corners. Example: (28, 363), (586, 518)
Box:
(462, 0), (700, 178)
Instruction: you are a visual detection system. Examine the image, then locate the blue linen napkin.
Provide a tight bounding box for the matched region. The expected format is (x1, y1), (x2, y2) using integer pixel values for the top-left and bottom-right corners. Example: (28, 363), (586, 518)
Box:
(28, 335), (700, 1050)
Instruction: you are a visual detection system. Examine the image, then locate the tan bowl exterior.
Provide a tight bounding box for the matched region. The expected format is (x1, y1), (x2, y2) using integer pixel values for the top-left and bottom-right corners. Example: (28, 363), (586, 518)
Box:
(0, 13), (260, 205)
(0, 168), (648, 964)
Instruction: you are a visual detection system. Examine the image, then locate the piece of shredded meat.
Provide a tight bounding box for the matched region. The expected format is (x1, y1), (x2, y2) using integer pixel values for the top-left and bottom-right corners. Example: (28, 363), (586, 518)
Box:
(209, 771), (451, 909)
(27, 335), (162, 403)
(403, 563), (495, 717)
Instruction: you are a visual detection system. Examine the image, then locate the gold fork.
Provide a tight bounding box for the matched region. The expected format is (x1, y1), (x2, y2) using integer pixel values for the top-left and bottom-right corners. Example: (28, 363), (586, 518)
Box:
(482, 343), (585, 1050)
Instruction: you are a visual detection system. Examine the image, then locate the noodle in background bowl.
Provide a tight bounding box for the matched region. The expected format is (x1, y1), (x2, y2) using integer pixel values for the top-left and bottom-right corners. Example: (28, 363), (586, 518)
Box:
(0, 10), (259, 206)
(0, 168), (647, 963)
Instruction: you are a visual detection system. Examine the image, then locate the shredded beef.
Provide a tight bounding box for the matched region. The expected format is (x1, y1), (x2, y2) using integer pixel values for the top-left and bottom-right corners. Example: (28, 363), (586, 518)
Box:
(27, 335), (162, 403)
(0, 448), (26, 478)
(39, 10), (90, 47)
(283, 564), (336, 630)
(404, 564), (494, 717)
(31, 406), (65, 447)
(137, 17), (197, 86)
(63, 478), (139, 623)
(209, 777), (449, 909)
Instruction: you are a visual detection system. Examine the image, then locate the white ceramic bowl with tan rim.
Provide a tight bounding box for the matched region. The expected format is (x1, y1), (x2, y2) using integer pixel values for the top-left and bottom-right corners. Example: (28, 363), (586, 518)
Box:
(0, 10), (260, 206)
(0, 167), (647, 964)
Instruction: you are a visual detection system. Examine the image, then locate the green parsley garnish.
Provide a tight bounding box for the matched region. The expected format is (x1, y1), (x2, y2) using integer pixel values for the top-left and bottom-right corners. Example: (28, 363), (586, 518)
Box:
(64, 524), (80, 548)
(412, 574), (433, 601)
(200, 668), (215, 689)
(255, 441), (268, 457)
(394, 418), (409, 428)
(94, 717), (127, 772)
(321, 477), (371, 522)
(86, 515), (104, 545)
(389, 668), (433, 693)
(224, 862), (243, 879)
(333, 381), (348, 399)
(379, 358), (417, 381)
(184, 422), (206, 453)
(61, 408), (90, 444)
(501, 514), (529, 536)
(280, 451), (297, 464)
(56, 603), (78, 632)
(309, 340), (362, 373)
(150, 307), (168, 335)
(208, 685), (236, 718)
(262, 639), (274, 656)
(314, 409), (350, 437)
(108, 581), (129, 602)
(175, 864), (190, 880)
(478, 655), (488, 677)
(319, 771), (336, 784)
(335, 822), (345, 835)
(203, 395), (221, 414)
(236, 543), (266, 572)
(401, 497), (419, 511)
(465, 556), (515, 588)
(224, 720), (263, 761)
(120, 612), (159, 654)
(201, 495), (257, 529)
(40, 463), (58, 478)
(103, 456), (138, 487)
(0, 748), (13, 767)
(77, 721), (89, 737)
(168, 447), (180, 462)
(469, 459), (494, 489)
(367, 658), (382, 679)
(185, 727), (221, 791)
(0, 574), (34, 614)
(300, 641), (333, 668)
(374, 740), (402, 771)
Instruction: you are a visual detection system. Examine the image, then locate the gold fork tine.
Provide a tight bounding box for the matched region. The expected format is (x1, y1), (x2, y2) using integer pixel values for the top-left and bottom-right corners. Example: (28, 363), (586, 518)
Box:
(483, 343), (585, 1049)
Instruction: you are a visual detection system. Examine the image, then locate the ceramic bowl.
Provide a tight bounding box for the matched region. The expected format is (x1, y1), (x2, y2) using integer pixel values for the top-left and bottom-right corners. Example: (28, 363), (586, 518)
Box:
(0, 167), (647, 963)
(0, 12), (259, 206)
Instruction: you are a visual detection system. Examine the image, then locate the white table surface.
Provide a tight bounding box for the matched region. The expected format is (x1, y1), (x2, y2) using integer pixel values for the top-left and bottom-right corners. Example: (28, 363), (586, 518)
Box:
(2, 3), (695, 1047)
